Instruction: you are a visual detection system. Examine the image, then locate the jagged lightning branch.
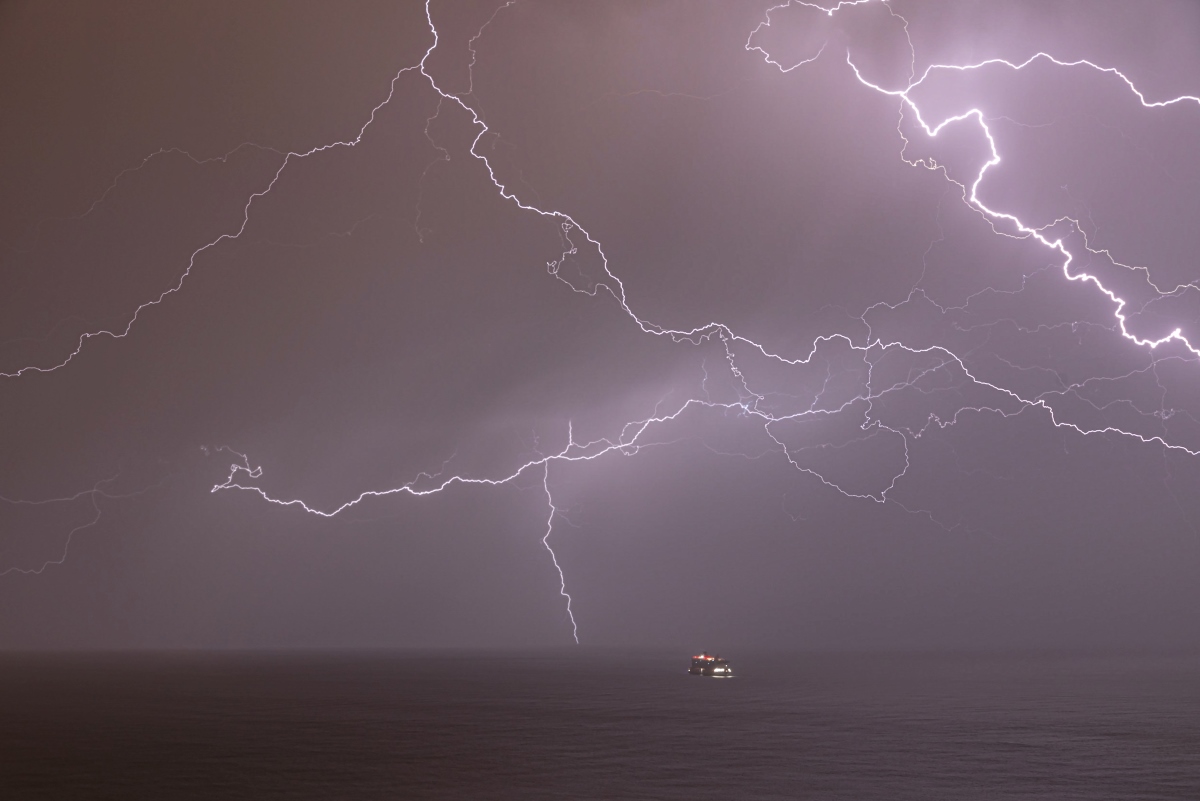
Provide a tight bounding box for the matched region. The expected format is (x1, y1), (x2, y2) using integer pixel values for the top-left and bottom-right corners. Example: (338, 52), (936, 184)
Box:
(749, 1), (1200, 354)
(741, 0), (1200, 448)
(0, 60), (425, 378)
(843, 47), (1200, 353)
(541, 463), (578, 643)
(1, 475), (166, 576)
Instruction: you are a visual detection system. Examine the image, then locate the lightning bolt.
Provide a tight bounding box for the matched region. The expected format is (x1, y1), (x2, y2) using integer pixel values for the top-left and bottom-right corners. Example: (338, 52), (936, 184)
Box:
(541, 463), (578, 644)
(6, 1), (1200, 645)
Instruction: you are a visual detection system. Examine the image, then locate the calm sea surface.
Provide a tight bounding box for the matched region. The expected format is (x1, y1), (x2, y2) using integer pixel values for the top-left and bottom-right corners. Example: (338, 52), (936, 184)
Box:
(1, 650), (1197, 799)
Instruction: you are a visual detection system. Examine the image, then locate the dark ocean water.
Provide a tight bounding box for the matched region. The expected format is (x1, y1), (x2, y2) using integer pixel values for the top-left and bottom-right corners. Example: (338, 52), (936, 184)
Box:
(1, 650), (1198, 800)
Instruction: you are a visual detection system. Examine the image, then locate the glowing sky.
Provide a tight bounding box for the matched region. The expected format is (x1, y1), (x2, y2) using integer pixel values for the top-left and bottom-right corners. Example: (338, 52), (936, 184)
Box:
(3, 0), (1200, 649)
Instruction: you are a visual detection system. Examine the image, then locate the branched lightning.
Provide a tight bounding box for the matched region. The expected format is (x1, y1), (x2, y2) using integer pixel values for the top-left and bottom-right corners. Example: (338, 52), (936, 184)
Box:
(843, 46), (1200, 351)
(7, 0), (1200, 643)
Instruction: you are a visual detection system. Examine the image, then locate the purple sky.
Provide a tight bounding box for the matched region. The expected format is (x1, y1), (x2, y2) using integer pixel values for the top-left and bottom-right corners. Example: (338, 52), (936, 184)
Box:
(3, 0), (1200, 650)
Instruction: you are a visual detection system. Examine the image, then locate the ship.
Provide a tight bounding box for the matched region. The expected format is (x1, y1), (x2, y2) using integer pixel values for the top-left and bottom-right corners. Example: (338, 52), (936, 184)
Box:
(688, 652), (733, 677)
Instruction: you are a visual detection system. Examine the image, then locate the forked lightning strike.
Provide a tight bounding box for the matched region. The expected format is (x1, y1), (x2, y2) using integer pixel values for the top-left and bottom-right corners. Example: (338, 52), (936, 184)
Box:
(6, 1), (1200, 643)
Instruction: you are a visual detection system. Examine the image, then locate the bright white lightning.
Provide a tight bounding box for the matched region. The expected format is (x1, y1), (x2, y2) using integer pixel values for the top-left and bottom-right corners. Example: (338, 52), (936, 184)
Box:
(842, 46), (1200, 354)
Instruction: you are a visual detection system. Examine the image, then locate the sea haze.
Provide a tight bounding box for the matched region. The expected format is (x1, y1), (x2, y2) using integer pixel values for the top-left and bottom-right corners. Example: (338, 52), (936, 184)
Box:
(2, 650), (1198, 799)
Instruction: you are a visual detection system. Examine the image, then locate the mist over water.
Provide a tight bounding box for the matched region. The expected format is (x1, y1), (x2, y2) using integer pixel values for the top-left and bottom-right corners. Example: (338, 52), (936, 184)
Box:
(3, 649), (1198, 799)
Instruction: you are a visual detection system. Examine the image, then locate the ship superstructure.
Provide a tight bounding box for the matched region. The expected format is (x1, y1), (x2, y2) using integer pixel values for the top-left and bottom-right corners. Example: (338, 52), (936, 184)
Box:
(688, 652), (733, 677)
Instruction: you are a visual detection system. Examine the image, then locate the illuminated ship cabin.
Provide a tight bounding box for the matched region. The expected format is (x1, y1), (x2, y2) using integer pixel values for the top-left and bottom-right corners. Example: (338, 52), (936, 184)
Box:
(688, 652), (733, 677)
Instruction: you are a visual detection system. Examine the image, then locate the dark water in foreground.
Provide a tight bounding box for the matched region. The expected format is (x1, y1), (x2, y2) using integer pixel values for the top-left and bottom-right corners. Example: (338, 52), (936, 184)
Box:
(2, 650), (1198, 799)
